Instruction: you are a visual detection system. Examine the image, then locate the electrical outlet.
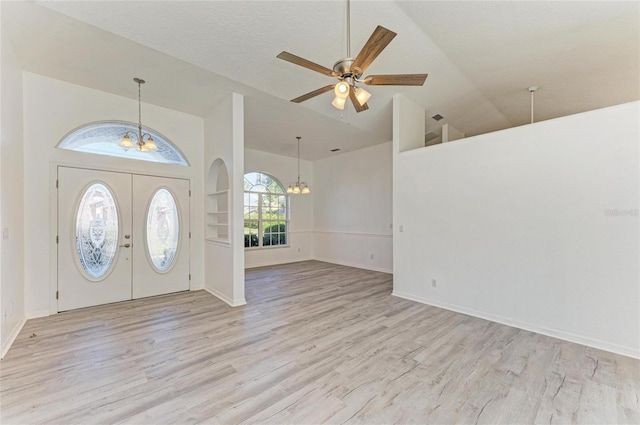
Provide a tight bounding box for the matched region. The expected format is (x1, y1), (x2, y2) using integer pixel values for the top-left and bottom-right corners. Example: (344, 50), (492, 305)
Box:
(297, 248), (301, 253)
(399, 225), (404, 232)
(2, 228), (8, 240)
(431, 279), (437, 288)
(370, 254), (374, 260)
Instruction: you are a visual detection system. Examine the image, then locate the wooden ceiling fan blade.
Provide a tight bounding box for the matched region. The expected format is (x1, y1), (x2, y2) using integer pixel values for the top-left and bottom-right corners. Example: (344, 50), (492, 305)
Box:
(348, 89), (369, 113)
(364, 74), (428, 86)
(277, 51), (336, 77)
(351, 26), (397, 75)
(290, 85), (335, 103)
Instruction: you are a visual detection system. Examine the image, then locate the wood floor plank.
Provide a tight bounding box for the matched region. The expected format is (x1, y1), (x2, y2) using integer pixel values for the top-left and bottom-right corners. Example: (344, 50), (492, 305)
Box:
(1, 260), (638, 424)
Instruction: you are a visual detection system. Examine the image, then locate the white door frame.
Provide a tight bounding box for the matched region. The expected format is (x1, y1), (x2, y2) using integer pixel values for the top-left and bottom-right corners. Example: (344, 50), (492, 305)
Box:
(50, 163), (192, 314)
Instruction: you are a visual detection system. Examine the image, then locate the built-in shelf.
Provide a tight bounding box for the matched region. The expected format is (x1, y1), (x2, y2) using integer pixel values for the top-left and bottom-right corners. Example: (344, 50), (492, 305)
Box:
(206, 170), (229, 242)
(207, 189), (229, 196)
(206, 237), (231, 245)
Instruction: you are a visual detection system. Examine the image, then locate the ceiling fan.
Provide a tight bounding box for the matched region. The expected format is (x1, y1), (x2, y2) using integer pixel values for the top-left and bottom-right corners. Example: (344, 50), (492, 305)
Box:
(277, 0), (428, 113)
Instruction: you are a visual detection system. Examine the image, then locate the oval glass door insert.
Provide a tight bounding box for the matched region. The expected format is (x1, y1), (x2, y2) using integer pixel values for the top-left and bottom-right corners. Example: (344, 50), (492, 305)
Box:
(76, 183), (119, 279)
(146, 188), (180, 272)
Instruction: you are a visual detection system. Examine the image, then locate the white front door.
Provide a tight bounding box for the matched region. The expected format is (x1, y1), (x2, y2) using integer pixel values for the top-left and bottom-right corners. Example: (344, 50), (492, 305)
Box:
(57, 167), (190, 311)
(132, 174), (190, 299)
(58, 167), (133, 311)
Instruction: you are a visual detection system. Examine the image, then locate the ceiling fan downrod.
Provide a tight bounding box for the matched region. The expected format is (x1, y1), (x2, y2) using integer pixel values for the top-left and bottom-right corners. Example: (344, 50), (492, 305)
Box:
(346, 0), (351, 58)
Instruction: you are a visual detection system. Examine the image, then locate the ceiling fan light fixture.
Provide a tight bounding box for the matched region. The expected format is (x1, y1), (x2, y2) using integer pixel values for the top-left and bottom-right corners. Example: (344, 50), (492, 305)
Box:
(276, 0), (427, 113)
(355, 87), (371, 106)
(332, 95), (346, 110)
(334, 81), (350, 99)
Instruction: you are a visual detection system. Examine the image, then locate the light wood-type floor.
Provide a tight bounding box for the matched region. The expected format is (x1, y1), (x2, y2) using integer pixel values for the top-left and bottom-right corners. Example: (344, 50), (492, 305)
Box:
(1, 261), (638, 424)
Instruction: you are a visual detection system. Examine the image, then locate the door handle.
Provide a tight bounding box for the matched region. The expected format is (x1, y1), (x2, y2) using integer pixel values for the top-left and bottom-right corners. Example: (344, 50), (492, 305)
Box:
(119, 243), (131, 248)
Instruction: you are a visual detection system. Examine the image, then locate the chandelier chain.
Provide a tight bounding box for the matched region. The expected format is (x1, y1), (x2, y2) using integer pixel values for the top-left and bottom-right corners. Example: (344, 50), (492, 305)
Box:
(138, 79), (143, 139)
(297, 136), (301, 181)
(138, 80), (141, 126)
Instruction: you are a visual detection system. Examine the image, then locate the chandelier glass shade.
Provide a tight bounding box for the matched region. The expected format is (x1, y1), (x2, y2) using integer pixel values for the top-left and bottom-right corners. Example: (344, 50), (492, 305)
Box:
(119, 77), (158, 152)
(287, 136), (310, 195)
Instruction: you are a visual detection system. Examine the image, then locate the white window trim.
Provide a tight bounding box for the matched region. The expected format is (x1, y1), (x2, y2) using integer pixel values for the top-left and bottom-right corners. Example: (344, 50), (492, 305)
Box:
(244, 190), (290, 249)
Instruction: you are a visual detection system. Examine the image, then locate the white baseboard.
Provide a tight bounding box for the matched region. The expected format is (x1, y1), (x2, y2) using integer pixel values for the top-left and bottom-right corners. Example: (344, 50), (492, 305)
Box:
(26, 310), (50, 319)
(392, 290), (640, 360)
(245, 256), (312, 269)
(1, 316), (27, 359)
(203, 286), (247, 307)
(312, 256), (392, 274)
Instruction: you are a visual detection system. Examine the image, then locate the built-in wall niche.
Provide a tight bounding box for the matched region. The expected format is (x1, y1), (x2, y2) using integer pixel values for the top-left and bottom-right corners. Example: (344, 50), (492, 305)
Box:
(206, 158), (230, 243)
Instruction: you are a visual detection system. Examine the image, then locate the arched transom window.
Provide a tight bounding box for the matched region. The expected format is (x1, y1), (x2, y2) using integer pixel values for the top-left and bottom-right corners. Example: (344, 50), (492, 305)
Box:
(244, 172), (288, 248)
(57, 121), (190, 166)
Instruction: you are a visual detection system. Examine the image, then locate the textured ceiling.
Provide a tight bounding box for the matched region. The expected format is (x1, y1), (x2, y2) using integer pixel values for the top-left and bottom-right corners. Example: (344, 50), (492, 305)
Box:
(3, 1), (638, 160)
(397, 1), (640, 129)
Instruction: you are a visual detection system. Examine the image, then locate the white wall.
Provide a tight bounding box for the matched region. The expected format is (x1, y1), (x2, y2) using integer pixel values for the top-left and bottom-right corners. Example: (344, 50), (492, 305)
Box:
(22, 73), (205, 317)
(203, 93), (245, 306)
(393, 101), (640, 358)
(1, 13), (27, 358)
(442, 123), (465, 143)
(244, 148), (313, 268)
(313, 142), (393, 273)
(395, 94), (425, 153)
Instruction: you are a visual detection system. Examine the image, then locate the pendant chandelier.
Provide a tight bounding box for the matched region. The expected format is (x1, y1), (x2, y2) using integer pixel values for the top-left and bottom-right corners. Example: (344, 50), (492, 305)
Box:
(119, 77), (158, 152)
(287, 136), (310, 195)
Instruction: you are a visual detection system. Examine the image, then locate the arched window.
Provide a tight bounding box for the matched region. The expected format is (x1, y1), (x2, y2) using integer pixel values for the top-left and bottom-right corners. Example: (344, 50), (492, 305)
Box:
(57, 121), (190, 166)
(244, 172), (288, 248)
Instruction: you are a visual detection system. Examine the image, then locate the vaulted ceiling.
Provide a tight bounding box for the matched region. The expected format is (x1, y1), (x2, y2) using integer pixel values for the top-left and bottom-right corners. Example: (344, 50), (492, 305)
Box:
(3, 1), (638, 160)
